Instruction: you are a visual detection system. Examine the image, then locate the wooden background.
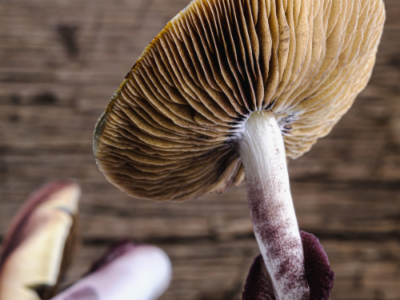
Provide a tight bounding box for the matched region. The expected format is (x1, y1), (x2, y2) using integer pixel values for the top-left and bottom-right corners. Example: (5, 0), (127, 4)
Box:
(0, 0), (399, 299)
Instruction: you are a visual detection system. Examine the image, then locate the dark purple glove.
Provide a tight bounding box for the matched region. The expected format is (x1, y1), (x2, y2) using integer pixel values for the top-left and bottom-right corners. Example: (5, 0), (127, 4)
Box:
(242, 231), (335, 300)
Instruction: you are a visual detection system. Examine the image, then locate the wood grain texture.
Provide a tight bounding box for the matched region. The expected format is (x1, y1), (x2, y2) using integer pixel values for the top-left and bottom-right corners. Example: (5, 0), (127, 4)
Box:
(0, 0), (399, 299)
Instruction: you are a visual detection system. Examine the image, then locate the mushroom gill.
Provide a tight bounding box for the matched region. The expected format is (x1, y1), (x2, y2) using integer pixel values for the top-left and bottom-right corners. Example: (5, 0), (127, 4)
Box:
(93, 0), (385, 202)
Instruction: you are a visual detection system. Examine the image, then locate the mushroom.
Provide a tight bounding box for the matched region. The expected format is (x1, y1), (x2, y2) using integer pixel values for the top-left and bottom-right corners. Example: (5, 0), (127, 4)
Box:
(0, 182), (172, 300)
(93, 0), (385, 298)
(0, 181), (80, 300)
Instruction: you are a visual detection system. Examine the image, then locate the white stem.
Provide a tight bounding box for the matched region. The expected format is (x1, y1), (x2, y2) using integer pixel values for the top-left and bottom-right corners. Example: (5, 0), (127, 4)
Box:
(51, 245), (171, 300)
(238, 112), (309, 300)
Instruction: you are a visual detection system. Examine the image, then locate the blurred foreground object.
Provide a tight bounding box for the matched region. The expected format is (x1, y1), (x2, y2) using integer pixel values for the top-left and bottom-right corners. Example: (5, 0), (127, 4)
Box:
(0, 181), (80, 300)
(0, 181), (172, 300)
(51, 241), (172, 300)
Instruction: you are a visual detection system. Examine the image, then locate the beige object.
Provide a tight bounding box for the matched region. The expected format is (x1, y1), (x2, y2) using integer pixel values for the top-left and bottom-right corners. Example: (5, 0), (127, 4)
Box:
(93, 0), (385, 202)
(0, 182), (80, 300)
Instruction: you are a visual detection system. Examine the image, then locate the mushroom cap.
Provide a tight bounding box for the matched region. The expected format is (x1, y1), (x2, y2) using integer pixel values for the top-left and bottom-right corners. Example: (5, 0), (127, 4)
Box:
(93, 0), (385, 201)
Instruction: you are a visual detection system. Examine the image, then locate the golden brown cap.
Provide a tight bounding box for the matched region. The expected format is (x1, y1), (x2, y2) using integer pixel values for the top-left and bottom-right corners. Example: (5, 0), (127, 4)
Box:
(93, 0), (385, 201)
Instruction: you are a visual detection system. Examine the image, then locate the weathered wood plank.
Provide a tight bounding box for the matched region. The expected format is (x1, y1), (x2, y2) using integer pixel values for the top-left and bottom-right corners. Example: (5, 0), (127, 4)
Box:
(0, 0), (400, 299)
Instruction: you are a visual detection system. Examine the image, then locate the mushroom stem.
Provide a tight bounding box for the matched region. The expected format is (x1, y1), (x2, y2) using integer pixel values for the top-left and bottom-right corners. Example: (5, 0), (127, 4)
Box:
(238, 112), (309, 300)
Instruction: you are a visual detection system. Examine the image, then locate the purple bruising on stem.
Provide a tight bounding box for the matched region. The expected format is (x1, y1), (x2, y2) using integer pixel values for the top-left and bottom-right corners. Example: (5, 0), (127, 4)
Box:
(242, 231), (335, 300)
(238, 112), (309, 300)
(247, 182), (309, 300)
